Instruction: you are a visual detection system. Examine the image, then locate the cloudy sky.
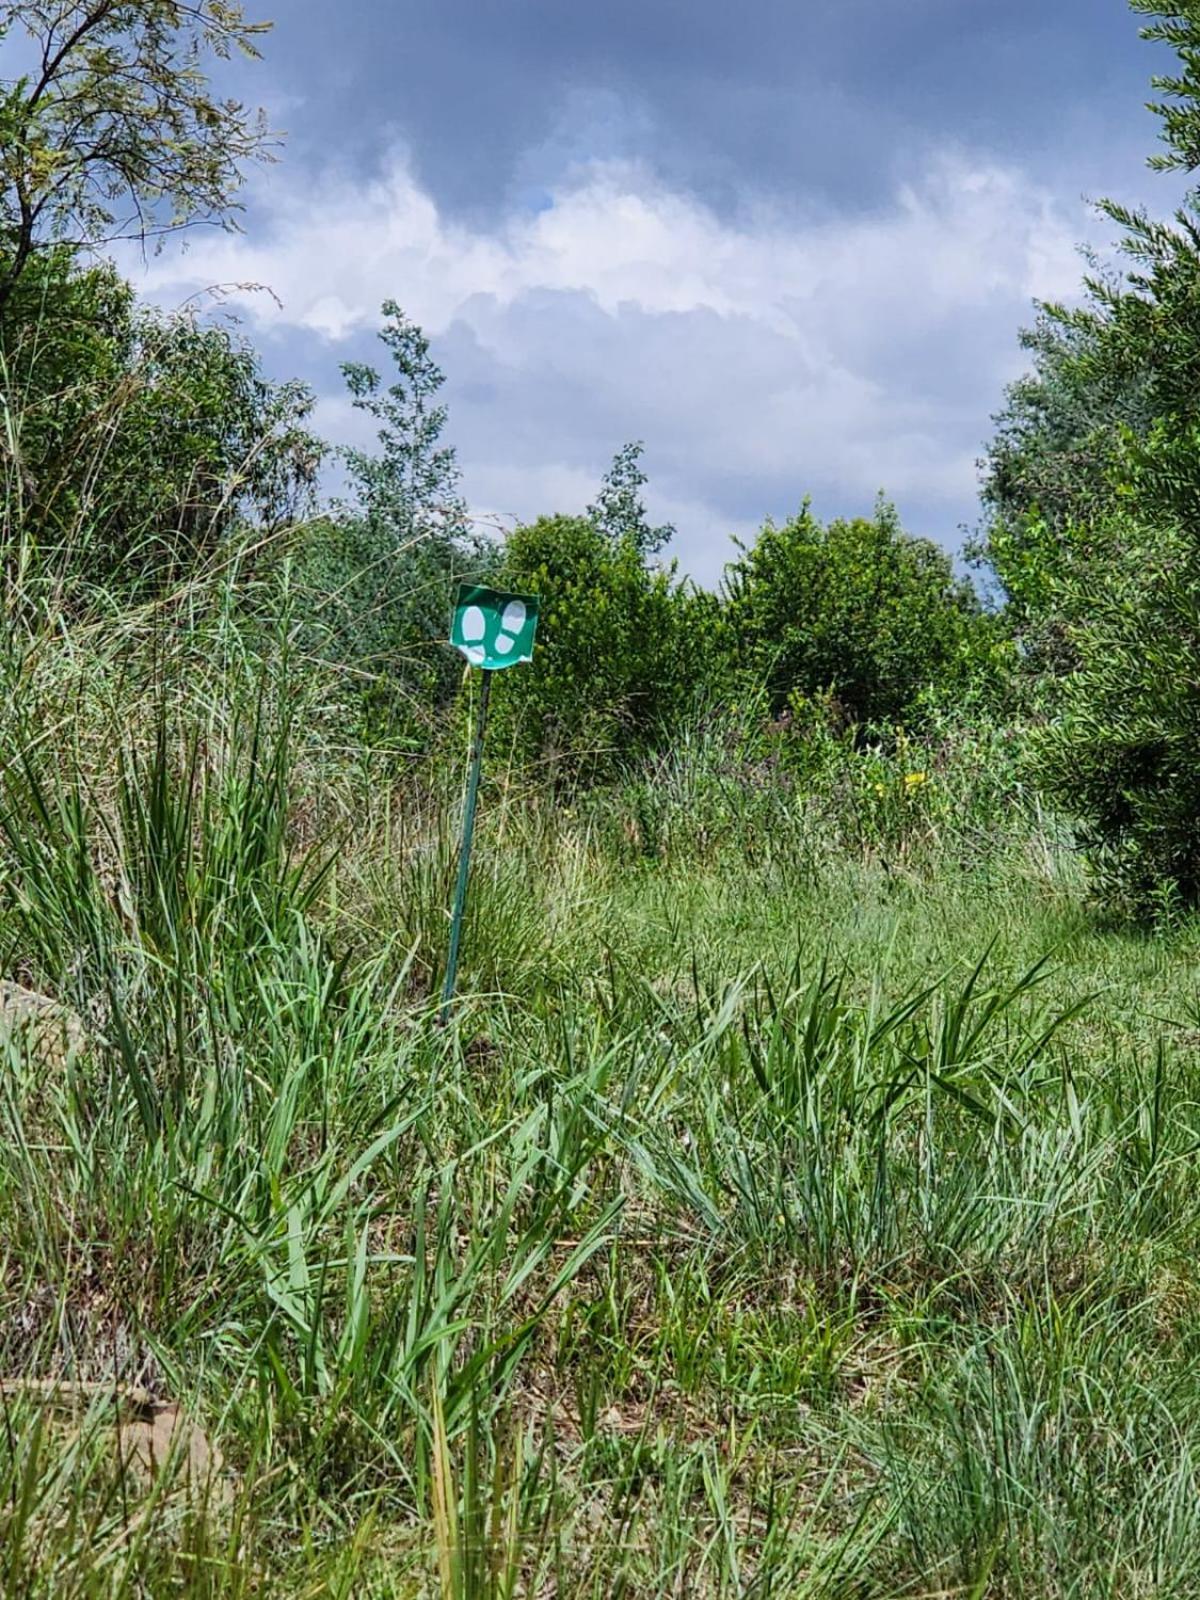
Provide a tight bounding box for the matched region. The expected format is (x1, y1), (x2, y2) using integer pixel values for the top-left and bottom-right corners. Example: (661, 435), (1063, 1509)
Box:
(139, 0), (1173, 582)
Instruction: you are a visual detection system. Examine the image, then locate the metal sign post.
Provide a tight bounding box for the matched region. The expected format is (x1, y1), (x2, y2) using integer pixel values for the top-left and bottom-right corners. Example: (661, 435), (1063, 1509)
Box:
(440, 584), (539, 1024)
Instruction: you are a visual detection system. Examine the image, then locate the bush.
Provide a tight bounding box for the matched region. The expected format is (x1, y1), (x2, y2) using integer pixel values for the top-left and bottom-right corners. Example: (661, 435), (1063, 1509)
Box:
(492, 514), (716, 783)
(722, 498), (987, 730)
(1, 250), (317, 601)
(1034, 421), (1200, 913)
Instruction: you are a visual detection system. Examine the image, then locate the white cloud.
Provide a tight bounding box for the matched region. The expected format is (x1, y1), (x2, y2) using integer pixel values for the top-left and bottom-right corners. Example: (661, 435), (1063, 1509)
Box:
(146, 147), (1081, 336)
(136, 146), (1092, 579)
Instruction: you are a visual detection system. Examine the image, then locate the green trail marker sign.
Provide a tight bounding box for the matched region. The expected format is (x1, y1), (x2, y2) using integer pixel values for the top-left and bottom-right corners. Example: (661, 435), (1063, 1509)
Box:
(450, 585), (539, 670)
(440, 585), (540, 1023)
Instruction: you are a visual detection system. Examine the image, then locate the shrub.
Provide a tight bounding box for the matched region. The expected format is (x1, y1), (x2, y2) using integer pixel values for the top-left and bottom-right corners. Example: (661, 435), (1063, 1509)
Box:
(722, 498), (987, 730)
(1034, 421), (1200, 912)
(1, 250), (317, 602)
(492, 514), (716, 783)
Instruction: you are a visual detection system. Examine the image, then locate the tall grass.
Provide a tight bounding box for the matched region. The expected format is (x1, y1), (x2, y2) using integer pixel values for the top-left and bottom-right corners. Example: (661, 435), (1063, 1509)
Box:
(0, 484), (1196, 1593)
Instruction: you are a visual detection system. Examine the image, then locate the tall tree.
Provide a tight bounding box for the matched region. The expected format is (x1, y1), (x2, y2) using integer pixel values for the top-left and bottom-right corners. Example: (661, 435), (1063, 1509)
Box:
(0, 0), (273, 314)
(1016, 1), (1200, 907)
(587, 441), (675, 558)
(339, 303), (468, 547)
(299, 301), (493, 740)
(977, 0), (1200, 647)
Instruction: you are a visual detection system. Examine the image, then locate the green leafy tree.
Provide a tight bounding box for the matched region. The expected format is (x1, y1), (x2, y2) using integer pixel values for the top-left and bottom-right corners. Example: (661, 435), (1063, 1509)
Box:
(723, 499), (985, 731)
(976, 302), (1154, 649)
(299, 301), (493, 740)
(339, 303), (468, 544)
(587, 441), (674, 558)
(1013, 0), (1200, 908)
(2, 249), (318, 599)
(0, 0), (273, 314)
(977, 1), (1200, 653)
(1035, 421), (1200, 911)
(493, 513), (712, 783)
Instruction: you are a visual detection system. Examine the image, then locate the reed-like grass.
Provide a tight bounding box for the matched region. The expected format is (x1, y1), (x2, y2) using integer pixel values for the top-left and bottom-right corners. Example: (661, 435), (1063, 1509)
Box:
(0, 550), (1196, 1597)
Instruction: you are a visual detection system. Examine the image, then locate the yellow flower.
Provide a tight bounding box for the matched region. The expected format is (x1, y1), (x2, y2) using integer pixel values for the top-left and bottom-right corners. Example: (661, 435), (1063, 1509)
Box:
(873, 782), (886, 796)
(903, 771), (927, 789)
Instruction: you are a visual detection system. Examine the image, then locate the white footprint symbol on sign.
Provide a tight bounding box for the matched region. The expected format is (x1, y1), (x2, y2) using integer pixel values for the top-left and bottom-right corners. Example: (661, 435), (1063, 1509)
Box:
(494, 599), (526, 657)
(461, 604), (486, 665)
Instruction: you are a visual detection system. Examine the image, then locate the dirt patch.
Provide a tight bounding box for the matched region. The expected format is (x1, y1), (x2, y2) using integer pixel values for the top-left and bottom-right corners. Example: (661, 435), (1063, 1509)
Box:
(0, 1379), (228, 1501)
(0, 981), (85, 1069)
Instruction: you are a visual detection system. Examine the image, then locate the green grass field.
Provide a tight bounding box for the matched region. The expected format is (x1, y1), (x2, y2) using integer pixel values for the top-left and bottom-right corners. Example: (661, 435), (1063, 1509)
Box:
(1, 606), (1199, 1597)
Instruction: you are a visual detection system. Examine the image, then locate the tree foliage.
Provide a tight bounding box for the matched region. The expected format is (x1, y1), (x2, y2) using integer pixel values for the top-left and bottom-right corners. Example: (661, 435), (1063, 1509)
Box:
(298, 301), (493, 741)
(1035, 422), (1200, 911)
(0, 0), (273, 314)
(2, 248), (317, 599)
(1003, 0), (1200, 907)
(1133, 0), (1200, 173)
(977, 302), (1154, 651)
(494, 513), (711, 782)
(587, 441), (675, 558)
(978, 1), (1200, 650)
(723, 500), (985, 731)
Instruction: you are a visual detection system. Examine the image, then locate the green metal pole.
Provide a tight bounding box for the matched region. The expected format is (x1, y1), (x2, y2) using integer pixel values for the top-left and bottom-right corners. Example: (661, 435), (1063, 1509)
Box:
(440, 668), (492, 1024)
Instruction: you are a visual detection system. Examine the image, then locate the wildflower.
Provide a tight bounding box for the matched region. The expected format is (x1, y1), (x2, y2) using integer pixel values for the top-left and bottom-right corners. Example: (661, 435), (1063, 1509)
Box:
(873, 782), (886, 796)
(903, 771), (927, 789)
